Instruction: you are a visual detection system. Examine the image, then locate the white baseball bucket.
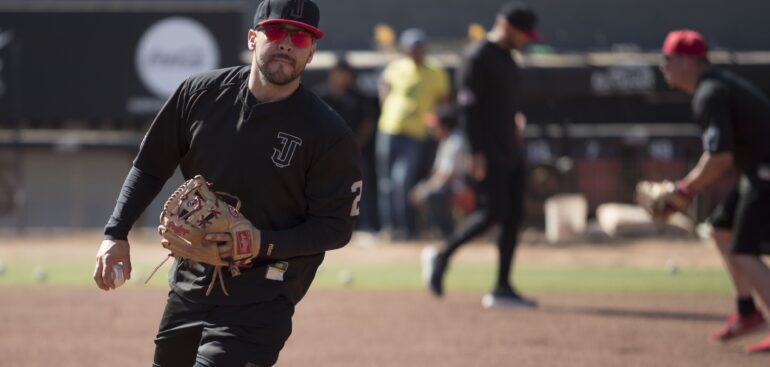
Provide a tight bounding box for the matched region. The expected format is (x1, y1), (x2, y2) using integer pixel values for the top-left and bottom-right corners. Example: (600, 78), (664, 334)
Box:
(544, 194), (588, 243)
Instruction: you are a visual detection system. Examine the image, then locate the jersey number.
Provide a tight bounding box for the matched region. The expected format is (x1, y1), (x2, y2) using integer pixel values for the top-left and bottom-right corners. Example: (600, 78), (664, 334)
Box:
(350, 180), (363, 216)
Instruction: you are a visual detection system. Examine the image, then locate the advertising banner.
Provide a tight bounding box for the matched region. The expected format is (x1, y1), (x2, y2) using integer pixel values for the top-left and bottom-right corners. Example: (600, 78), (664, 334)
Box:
(0, 6), (243, 121)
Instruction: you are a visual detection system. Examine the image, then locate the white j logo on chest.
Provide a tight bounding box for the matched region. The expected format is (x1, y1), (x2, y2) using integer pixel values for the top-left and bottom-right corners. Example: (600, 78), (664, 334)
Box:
(272, 132), (303, 168)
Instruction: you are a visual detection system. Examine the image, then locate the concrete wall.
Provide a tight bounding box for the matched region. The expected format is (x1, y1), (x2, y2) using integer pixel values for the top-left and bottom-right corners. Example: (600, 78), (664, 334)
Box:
(0, 147), (184, 230)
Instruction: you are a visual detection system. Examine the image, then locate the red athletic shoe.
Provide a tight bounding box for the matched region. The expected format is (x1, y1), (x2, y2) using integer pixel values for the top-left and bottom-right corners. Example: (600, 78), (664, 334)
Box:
(709, 311), (766, 342)
(745, 335), (770, 353)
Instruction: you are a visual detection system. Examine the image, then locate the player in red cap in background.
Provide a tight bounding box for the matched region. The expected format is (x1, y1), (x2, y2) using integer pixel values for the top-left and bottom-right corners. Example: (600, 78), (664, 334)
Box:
(660, 29), (770, 353)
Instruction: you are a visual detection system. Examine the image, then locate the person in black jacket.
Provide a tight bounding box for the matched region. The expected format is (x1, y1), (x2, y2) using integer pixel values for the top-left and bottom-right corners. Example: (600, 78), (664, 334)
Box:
(659, 29), (770, 354)
(423, 2), (540, 308)
(316, 56), (379, 233)
(92, 1), (362, 365)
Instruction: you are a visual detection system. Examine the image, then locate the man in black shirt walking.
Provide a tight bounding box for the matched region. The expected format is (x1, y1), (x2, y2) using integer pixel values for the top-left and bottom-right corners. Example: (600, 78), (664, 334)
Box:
(659, 30), (770, 353)
(92, 0), (362, 365)
(423, 2), (540, 308)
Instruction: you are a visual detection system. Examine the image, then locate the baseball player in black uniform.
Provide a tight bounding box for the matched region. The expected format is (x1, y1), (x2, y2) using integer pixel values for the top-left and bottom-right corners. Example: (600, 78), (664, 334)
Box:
(659, 30), (770, 353)
(423, 2), (540, 308)
(92, 1), (362, 365)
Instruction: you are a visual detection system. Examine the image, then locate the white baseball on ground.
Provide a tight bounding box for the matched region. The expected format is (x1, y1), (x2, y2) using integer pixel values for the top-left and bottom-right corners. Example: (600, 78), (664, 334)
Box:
(337, 269), (354, 287)
(33, 265), (47, 283)
(665, 258), (680, 275)
(113, 263), (126, 288)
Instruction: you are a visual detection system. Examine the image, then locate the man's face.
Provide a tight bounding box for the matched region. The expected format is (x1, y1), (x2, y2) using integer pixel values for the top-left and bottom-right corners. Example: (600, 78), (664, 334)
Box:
(660, 55), (691, 89)
(432, 123), (450, 140)
(408, 43), (426, 64)
(248, 23), (317, 85)
(503, 22), (530, 50)
(329, 67), (353, 90)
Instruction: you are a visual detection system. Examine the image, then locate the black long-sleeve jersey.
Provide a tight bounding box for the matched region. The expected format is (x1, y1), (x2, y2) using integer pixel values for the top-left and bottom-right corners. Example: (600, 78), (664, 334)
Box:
(693, 67), (770, 172)
(119, 65), (362, 305)
(456, 40), (524, 168)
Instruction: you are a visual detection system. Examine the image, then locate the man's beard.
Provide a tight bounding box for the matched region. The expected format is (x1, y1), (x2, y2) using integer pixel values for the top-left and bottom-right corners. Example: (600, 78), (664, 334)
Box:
(257, 55), (305, 85)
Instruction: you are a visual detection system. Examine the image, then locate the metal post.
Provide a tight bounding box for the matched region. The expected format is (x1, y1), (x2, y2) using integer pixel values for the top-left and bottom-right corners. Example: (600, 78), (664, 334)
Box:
(10, 34), (25, 234)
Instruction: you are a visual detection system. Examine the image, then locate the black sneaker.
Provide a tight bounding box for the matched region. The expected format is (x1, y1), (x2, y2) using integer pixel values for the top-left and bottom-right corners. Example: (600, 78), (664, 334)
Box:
(481, 287), (537, 309)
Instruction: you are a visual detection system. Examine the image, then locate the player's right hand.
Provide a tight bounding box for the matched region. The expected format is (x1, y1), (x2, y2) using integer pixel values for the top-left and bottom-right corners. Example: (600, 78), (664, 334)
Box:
(93, 239), (132, 291)
(409, 182), (428, 206)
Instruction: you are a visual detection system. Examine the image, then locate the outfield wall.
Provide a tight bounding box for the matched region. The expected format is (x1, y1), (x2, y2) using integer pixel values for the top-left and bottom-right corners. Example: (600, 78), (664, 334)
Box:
(0, 124), (713, 231)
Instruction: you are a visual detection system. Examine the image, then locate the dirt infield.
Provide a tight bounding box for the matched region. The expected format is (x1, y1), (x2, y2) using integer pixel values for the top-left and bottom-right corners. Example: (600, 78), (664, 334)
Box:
(0, 229), (730, 268)
(2, 232), (769, 365)
(2, 287), (769, 367)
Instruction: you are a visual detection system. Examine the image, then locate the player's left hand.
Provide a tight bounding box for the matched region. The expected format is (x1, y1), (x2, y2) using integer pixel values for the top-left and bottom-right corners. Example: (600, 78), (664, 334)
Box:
(635, 180), (693, 221)
(205, 230), (262, 261)
(205, 233), (235, 260)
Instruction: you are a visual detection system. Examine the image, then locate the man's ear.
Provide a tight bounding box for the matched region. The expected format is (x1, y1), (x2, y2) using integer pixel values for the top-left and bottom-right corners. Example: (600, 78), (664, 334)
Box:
(306, 42), (317, 64)
(511, 28), (529, 49)
(247, 29), (257, 51)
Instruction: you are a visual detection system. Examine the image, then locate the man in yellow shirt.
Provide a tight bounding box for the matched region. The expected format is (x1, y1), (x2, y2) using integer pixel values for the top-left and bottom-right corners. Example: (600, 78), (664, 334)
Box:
(377, 28), (450, 240)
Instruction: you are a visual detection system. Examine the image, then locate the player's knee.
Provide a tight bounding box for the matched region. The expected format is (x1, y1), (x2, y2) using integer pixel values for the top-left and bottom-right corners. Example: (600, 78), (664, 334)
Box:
(710, 227), (732, 251)
(731, 252), (761, 267)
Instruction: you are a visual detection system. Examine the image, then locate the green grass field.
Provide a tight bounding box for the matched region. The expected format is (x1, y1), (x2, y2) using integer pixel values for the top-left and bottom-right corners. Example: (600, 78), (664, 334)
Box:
(0, 259), (732, 295)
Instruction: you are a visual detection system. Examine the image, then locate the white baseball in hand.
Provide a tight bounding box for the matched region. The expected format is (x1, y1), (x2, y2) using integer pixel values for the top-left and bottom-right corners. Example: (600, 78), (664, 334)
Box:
(112, 263), (126, 288)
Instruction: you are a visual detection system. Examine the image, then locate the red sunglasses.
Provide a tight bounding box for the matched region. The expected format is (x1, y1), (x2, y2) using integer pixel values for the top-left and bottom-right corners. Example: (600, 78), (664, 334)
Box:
(258, 24), (314, 49)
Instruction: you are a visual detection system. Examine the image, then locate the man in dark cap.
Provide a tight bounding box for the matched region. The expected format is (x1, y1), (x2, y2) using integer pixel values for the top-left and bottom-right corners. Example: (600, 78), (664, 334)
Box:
(658, 29), (770, 353)
(93, 0), (362, 365)
(423, 2), (540, 308)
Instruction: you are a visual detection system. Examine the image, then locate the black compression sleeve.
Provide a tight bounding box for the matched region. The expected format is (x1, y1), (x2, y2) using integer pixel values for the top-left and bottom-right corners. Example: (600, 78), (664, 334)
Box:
(458, 53), (485, 154)
(103, 166), (166, 240)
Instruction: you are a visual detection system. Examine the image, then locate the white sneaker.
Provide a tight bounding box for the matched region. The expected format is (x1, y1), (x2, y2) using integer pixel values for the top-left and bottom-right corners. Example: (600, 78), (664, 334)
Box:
(420, 246), (439, 286)
(481, 293), (537, 309)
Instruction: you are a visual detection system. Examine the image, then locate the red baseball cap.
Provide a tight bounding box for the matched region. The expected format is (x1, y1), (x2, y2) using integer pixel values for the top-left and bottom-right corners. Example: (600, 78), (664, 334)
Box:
(662, 30), (707, 57)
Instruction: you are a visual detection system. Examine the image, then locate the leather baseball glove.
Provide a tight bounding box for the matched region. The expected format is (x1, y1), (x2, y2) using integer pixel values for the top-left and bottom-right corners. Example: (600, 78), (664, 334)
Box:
(147, 175), (260, 296)
(635, 180), (693, 221)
